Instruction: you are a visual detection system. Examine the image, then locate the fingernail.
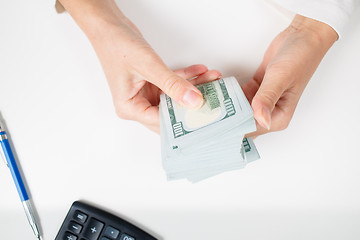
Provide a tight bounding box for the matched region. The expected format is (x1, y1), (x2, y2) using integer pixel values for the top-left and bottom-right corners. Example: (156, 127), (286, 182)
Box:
(182, 89), (204, 109)
(257, 107), (271, 130)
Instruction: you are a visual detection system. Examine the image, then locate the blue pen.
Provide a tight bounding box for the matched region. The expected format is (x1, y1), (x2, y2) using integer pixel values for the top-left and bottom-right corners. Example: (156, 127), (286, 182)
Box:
(0, 118), (42, 240)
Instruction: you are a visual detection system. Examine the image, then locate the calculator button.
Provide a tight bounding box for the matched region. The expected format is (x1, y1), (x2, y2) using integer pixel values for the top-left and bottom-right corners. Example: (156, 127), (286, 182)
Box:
(83, 218), (104, 240)
(64, 232), (78, 240)
(73, 210), (88, 223)
(104, 226), (120, 239)
(120, 233), (136, 240)
(68, 221), (82, 234)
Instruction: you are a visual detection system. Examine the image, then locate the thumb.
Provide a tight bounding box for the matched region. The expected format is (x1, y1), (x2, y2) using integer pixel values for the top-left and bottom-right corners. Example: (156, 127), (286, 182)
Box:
(159, 72), (204, 109)
(143, 59), (204, 109)
(251, 67), (290, 130)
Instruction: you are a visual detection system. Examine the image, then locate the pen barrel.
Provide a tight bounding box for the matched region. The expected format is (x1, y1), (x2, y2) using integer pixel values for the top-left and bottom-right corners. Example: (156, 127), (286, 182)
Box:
(1, 138), (29, 201)
(23, 200), (41, 238)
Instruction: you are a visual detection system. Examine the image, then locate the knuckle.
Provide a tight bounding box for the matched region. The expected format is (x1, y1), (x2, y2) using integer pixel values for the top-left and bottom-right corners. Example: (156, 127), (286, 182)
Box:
(162, 75), (182, 96)
(261, 89), (279, 106)
(278, 120), (290, 131)
(274, 113), (291, 131)
(115, 106), (130, 120)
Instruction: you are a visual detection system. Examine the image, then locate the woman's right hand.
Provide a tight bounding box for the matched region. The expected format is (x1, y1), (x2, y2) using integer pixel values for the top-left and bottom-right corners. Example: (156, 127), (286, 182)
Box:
(59, 0), (221, 132)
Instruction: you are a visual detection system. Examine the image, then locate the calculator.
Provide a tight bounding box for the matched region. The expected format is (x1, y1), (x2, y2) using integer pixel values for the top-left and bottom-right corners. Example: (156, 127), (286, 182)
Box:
(55, 201), (158, 240)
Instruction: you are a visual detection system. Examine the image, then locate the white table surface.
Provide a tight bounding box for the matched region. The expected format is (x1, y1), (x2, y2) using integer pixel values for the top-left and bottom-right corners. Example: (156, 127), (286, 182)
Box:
(1, 1), (360, 239)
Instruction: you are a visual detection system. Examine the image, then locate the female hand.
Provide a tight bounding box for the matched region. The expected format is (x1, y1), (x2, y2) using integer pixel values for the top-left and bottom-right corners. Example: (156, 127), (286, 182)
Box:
(243, 14), (338, 137)
(59, 0), (221, 132)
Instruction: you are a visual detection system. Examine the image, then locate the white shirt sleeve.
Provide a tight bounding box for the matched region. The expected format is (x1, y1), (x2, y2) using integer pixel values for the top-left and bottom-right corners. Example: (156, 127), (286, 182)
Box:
(268, 0), (359, 38)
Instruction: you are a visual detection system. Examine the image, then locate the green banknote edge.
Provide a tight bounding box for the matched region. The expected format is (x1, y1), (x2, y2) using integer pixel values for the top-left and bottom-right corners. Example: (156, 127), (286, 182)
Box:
(166, 79), (236, 140)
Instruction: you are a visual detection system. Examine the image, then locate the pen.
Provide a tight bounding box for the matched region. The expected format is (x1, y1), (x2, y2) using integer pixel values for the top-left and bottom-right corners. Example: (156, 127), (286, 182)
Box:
(0, 118), (42, 240)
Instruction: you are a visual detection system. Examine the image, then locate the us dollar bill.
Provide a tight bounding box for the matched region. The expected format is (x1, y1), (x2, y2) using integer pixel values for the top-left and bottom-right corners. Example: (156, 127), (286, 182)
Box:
(159, 77), (253, 148)
(159, 76), (260, 183)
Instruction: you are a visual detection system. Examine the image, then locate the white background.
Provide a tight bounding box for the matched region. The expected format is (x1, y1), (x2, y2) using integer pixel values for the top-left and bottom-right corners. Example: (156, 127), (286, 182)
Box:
(1, 0), (360, 239)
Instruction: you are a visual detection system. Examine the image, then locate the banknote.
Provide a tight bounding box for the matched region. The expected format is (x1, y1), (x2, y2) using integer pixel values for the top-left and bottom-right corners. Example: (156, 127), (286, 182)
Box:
(159, 76), (260, 182)
(160, 77), (254, 149)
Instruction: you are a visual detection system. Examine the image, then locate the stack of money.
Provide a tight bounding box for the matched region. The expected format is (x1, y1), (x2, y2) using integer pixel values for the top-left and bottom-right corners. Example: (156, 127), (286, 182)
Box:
(159, 76), (260, 182)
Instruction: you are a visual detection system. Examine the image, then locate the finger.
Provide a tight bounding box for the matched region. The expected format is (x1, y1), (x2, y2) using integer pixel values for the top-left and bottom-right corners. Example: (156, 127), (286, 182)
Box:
(189, 70), (222, 85)
(136, 104), (160, 134)
(174, 64), (208, 79)
(122, 97), (160, 134)
(139, 119), (160, 134)
(121, 92), (160, 128)
(242, 52), (269, 105)
(245, 87), (301, 138)
(241, 78), (261, 103)
(116, 91), (160, 133)
(269, 89), (301, 131)
(251, 65), (292, 130)
(245, 121), (268, 138)
(147, 123), (160, 134)
(133, 48), (204, 110)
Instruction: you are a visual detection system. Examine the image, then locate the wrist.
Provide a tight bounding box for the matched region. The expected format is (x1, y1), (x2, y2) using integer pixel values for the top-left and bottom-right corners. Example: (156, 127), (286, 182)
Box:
(59, 0), (129, 42)
(289, 14), (338, 50)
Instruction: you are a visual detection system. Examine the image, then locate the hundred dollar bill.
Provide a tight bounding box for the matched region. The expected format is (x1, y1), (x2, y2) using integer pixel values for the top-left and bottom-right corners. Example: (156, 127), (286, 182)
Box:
(159, 76), (260, 183)
(164, 137), (260, 182)
(159, 77), (253, 147)
(241, 137), (260, 163)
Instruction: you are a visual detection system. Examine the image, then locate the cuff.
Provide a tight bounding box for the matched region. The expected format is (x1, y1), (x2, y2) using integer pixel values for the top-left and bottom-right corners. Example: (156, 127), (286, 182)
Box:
(267, 0), (358, 38)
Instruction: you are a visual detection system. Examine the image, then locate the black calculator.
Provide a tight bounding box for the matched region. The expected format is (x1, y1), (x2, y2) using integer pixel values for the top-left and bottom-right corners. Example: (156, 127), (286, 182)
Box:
(55, 201), (158, 240)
